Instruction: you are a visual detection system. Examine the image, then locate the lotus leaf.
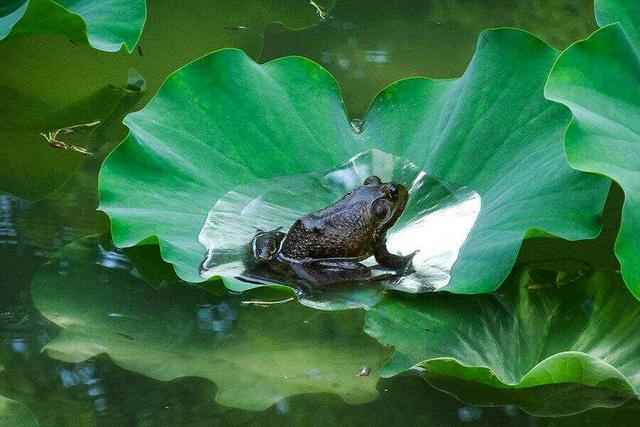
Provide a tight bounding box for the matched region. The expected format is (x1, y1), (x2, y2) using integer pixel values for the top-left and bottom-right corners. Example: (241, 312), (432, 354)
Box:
(364, 267), (640, 415)
(0, 0), (146, 52)
(545, 0), (640, 299)
(99, 29), (609, 296)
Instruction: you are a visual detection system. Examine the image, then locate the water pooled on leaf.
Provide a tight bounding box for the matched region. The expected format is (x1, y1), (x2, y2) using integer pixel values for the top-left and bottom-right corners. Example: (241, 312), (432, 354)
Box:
(199, 149), (481, 304)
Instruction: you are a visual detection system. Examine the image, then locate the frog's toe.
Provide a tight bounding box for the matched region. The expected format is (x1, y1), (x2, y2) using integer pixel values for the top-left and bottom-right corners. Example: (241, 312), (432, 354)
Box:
(406, 249), (419, 261)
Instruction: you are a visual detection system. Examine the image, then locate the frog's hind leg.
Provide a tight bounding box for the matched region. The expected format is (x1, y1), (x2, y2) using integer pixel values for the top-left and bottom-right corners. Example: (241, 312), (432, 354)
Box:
(292, 259), (373, 286)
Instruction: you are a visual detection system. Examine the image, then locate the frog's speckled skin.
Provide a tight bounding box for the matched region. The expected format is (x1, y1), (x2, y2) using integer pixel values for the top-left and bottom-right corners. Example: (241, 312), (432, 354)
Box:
(246, 176), (414, 285)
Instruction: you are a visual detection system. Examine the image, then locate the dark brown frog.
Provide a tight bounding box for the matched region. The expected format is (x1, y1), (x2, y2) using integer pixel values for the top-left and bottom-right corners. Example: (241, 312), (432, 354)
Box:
(247, 175), (415, 285)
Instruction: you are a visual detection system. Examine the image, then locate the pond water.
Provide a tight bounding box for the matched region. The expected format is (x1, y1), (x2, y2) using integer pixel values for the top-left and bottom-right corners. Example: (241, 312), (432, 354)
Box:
(1, 0), (638, 425)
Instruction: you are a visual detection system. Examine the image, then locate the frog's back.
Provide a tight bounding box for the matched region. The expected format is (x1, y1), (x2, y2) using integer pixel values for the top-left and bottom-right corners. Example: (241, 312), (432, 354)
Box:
(280, 198), (377, 261)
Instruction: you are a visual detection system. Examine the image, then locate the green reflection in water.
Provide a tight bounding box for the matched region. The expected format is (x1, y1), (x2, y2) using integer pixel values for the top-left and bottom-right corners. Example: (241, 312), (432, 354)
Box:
(32, 237), (390, 410)
(0, 83), (141, 200)
(262, 0), (596, 116)
(0, 365), (37, 427)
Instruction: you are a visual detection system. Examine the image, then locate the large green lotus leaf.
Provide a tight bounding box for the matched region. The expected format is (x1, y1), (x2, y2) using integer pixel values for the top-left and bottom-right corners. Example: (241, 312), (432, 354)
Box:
(99, 29), (609, 295)
(364, 267), (640, 416)
(31, 238), (390, 411)
(0, 366), (37, 427)
(545, 0), (640, 298)
(1, 0), (146, 52)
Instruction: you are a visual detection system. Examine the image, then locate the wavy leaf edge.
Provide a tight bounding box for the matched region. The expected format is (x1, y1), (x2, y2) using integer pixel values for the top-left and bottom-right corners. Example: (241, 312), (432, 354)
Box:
(99, 28), (607, 298)
(1, 0), (146, 53)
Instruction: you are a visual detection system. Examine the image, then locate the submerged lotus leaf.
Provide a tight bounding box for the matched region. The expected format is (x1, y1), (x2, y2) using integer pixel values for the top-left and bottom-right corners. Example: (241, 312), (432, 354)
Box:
(0, 0), (146, 52)
(364, 267), (640, 416)
(545, 0), (640, 299)
(99, 29), (608, 295)
(0, 366), (38, 427)
(31, 238), (390, 410)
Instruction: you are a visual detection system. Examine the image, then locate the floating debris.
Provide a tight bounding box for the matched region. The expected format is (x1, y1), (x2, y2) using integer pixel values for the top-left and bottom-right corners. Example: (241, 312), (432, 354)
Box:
(309, 0), (328, 20)
(350, 119), (363, 134)
(40, 120), (100, 156)
(357, 366), (370, 377)
(116, 332), (135, 341)
(240, 297), (295, 307)
(223, 25), (248, 31)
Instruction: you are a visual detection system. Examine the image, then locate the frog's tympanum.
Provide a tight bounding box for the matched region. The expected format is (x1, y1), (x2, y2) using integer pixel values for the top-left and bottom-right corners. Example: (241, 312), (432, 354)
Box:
(246, 175), (415, 285)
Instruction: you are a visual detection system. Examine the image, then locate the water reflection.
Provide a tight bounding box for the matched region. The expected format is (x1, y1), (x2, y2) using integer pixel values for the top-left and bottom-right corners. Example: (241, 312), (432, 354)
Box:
(199, 149), (480, 302)
(0, 194), (27, 246)
(0, 191), (97, 260)
(196, 303), (237, 338)
(32, 237), (389, 411)
(96, 244), (130, 270)
(458, 406), (483, 423)
(262, 0), (596, 116)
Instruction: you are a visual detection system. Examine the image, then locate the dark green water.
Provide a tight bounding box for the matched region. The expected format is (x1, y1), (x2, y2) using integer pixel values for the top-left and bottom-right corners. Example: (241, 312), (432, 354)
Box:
(1, 0), (638, 425)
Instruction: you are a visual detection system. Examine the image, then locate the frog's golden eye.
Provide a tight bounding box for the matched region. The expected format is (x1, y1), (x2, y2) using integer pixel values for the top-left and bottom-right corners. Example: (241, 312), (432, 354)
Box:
(372, 199), (392, 221)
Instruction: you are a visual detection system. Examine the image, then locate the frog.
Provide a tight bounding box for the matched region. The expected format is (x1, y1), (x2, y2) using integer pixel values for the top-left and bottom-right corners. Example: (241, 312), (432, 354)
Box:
(246, 175), (416, 285)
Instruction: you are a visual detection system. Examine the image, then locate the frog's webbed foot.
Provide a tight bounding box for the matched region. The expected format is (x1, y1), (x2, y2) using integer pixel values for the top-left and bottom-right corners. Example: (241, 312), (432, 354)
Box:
(374, 240), (418, 271)
(291, 259), (373, 286)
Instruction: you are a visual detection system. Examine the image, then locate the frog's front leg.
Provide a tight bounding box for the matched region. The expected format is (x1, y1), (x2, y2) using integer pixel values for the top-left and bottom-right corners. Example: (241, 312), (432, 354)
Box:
(291, 259), (373, 285)
(374, 238), (417, 270)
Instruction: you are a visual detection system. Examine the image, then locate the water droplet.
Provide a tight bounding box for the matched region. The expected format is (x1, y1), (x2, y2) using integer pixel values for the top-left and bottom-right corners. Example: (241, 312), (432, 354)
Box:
(350, 119), (363, 134)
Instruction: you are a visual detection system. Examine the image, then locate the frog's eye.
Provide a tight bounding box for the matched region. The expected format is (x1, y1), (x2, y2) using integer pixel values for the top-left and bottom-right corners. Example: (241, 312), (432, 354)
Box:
(364, 175), (382, 186)
(372, 199), (392, 222)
